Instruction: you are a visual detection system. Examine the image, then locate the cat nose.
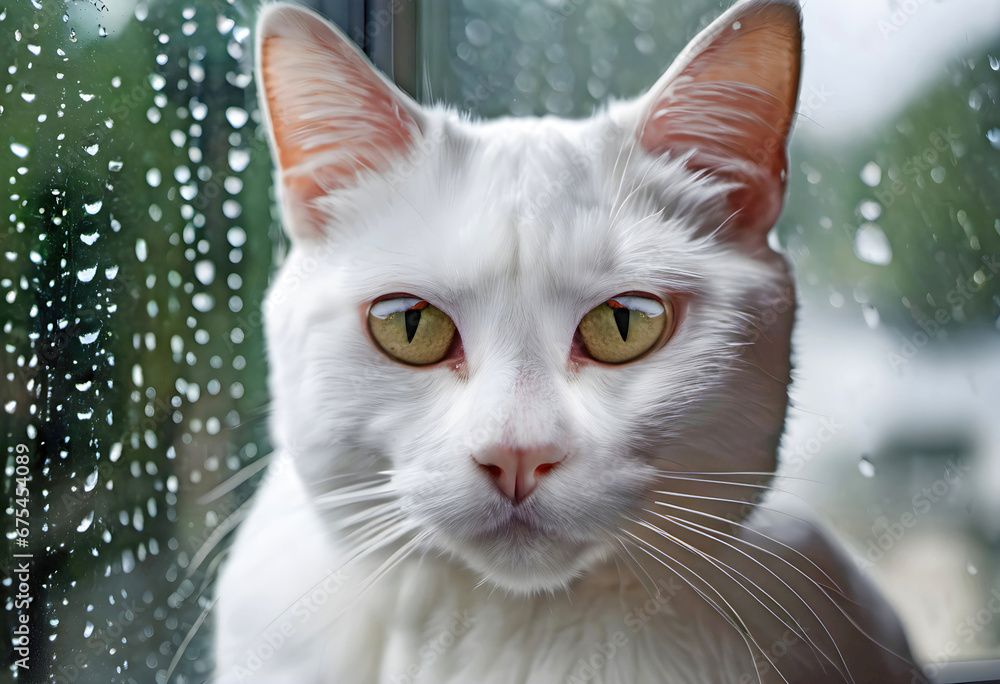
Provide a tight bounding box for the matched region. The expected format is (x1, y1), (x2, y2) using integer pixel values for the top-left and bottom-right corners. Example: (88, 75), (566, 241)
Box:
(473, 446), (566, 503)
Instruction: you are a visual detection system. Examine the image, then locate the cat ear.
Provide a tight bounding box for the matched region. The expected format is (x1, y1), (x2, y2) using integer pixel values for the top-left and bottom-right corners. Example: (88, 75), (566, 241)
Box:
(632, 0), (802, 237)
(255, 4), (424, 240)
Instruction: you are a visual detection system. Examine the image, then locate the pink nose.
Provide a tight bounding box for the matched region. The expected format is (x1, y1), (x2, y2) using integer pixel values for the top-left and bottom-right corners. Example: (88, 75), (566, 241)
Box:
(473, 446), (565, 502)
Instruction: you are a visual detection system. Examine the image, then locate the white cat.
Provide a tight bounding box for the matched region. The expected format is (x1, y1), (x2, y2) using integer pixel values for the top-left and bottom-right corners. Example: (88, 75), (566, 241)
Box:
(213, 1), (924, 682)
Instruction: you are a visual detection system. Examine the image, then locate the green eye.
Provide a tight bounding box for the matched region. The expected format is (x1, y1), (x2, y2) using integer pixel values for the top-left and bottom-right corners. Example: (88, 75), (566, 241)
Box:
(578, 295), (672, 364)
(368, 297), (457, 366)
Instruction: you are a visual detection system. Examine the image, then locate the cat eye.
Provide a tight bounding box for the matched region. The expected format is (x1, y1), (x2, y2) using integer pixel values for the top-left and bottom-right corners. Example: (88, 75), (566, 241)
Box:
(367, 297), (457, 366)
(577, 295), (673, 364)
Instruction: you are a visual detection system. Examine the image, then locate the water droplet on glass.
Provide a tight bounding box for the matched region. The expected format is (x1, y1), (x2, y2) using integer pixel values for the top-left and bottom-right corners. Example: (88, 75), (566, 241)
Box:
(27, 44), (40, 56)
(465, 19), (492, 47)
(10, 142), (29, 158)
(854, 223), (893, 265)
(77, 266), (97, 283)
(79, 93), (95, 102)
(77, 511), (94, 532)
(860, 162), (882, 188)
(98, 24), (107, 37)
(859, 200), (881, 221)
(69, 28), (77, 42)
(217, 15), (235, 34)
(861, 303), (880, 329)
(108, 159), (123, 172)
(21, 91), (36, 103)
(84, 200), (102, 215)
(84, 621), (94, 638)
(81, 231), (99, 245)
(146, 168), (161, 187)
(225, 106), (248, 128)
(859, 455), (876, 478)
(967, 562), (978, 575)
(84, 143), (99, 156)
(989, 55), (999, 71)
(987, 128), (1000, 151)
(228, 149), (250, 172)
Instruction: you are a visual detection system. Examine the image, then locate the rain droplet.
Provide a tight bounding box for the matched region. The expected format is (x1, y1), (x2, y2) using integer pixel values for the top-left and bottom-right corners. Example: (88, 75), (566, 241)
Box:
(27, 44), (40, 56)
(146, 168), (161, 187)
(10, 142), (29, 158)
(859, 455), (876, 478)
(77, 511), (94, 532)
(108, 159), (123, 172)
(69, 28), (77, 42)
(989, 55), (999, 71)
(861, 303), (880, 329)
(84, 200), (102, 215)
(854, 223), (893, 266)
(967, 562), (978, 575)
(79, 330), (99, 344)
(81, 231), (99, 245)
(987, 128), (1000, 151)
(84, 622), (94, 638)
(79, 93), (95, 102)
(84, 470), (98, 491)
(21, 91), (36, 103)
(860, 162), (882, 188)
(77, 266), (97, 283)
(225, 106), (248, 128)
(98, 24), (107, 37)
(84, 143), (99, 156)
(228, 149), (250, 172)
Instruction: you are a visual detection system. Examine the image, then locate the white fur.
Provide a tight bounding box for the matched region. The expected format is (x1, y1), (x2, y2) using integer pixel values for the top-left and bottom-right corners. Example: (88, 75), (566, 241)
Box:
(214, 2), (921, 682)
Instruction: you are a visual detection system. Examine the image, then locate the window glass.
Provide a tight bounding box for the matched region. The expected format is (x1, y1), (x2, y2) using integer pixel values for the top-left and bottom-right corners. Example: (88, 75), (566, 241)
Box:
(3, 1), (272, 681)
(3, 0), (998, 680)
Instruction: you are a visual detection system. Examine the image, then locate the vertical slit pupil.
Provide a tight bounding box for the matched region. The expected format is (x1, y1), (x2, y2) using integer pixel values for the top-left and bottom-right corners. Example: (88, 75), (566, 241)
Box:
(613, 306), (630, 342)
(404, 309), (422, 343)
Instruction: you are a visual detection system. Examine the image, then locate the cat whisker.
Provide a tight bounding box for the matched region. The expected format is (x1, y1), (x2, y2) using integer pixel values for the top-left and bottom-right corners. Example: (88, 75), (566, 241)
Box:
(630, 514), (836, 681)
(648, 498), (847, 597)
(641, 510), (852, 682)
(605, 531), (660, 601)
(650, 489), (825, 533)
(619, 529), (785, 684)
(187, 496), (256, 576)
(196, 455), (272, 504)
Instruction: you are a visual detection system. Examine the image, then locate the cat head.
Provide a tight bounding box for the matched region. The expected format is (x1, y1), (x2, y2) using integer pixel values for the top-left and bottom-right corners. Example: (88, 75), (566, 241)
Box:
(255, 0), (802, 593)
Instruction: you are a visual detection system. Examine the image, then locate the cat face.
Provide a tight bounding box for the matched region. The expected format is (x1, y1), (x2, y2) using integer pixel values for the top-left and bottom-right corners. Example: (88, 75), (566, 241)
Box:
(255, 0), (802, 592)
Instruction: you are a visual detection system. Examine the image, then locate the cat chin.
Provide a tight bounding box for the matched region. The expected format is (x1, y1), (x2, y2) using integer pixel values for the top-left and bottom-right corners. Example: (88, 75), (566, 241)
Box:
(446, 532), (612, 595)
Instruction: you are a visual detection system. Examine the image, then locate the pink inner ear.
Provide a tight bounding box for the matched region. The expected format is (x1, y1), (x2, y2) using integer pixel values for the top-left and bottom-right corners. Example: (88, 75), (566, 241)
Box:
(258, 8), (419, 238)
(638, 4), (802, 235)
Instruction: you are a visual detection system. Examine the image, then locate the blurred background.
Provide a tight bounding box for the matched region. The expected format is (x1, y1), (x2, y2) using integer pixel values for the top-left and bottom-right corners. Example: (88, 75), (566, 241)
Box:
(1, 0), (998, 682)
